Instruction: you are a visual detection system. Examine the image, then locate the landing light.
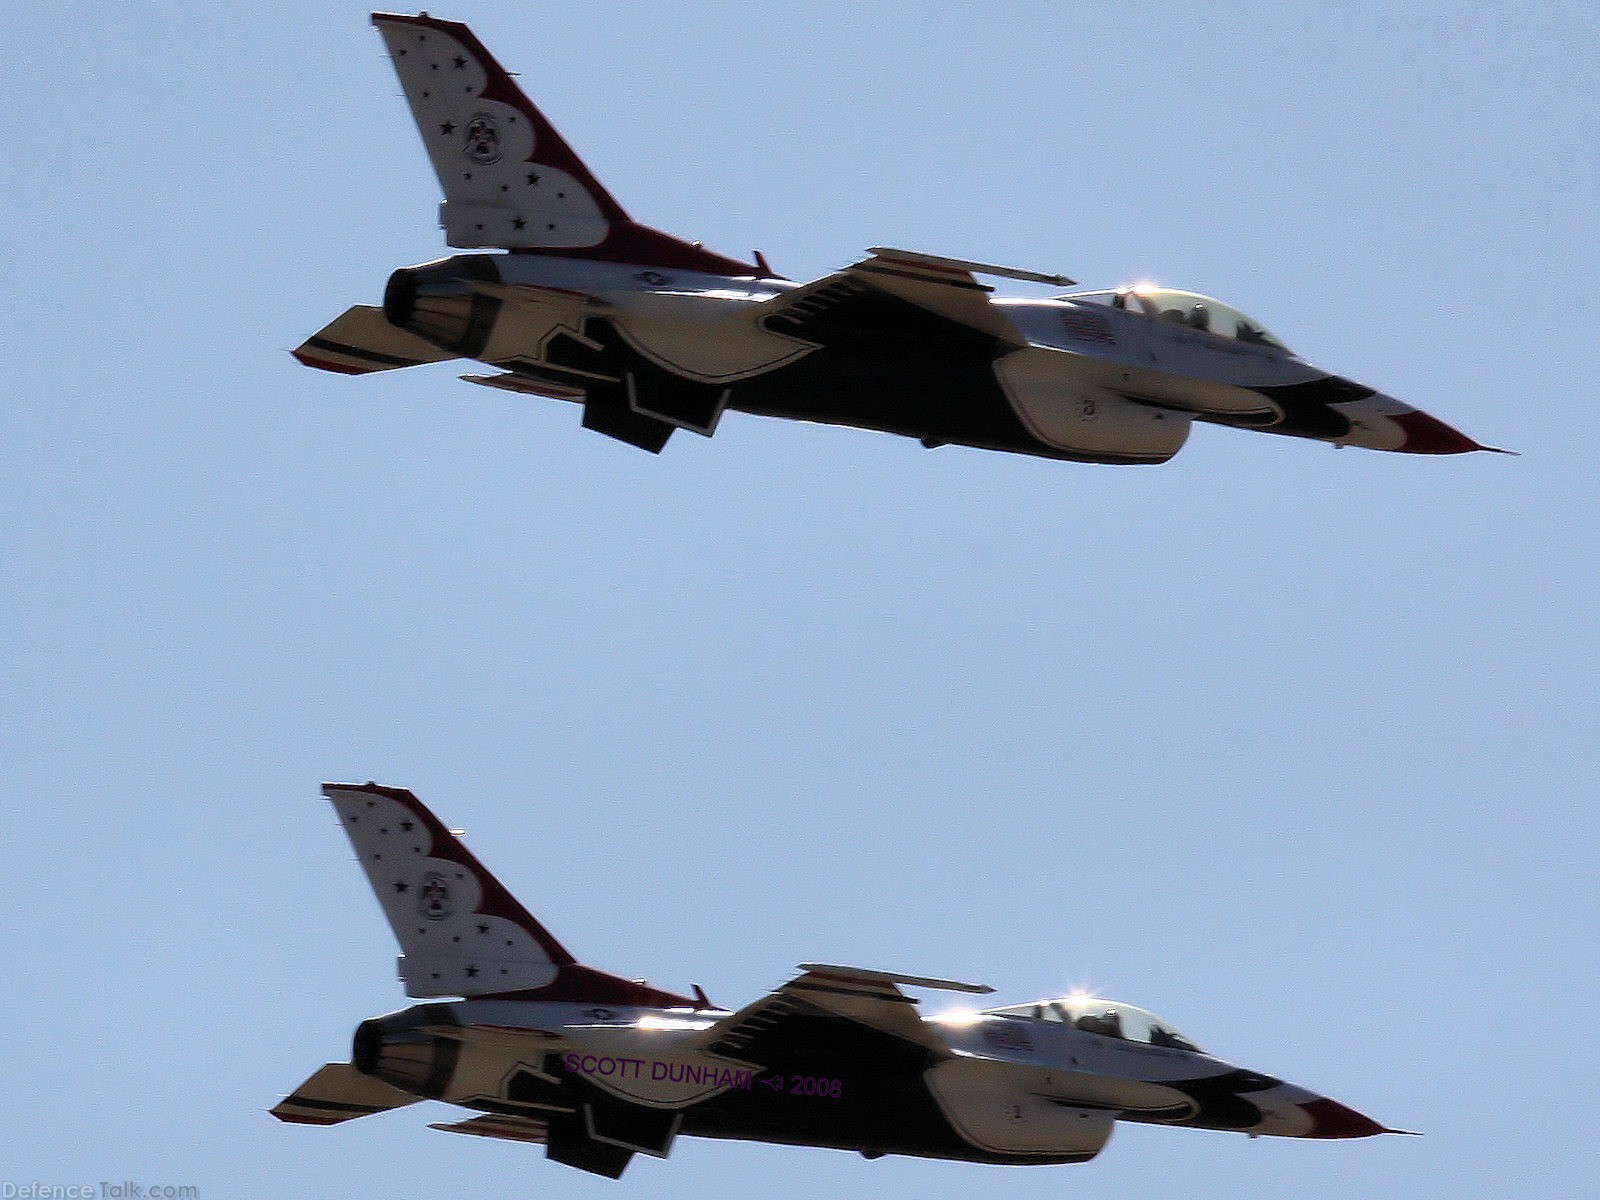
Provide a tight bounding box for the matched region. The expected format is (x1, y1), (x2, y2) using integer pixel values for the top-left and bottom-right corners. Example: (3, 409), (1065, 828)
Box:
(931, 1008), (984, 1027)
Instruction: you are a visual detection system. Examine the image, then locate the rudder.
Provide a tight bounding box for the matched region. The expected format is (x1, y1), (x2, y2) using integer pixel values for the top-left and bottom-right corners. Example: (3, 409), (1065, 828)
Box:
(325, 781), (573, 997)
(370, 12), (760, 275)
(372, 12), (622, 251)
(324, 781), (698, 1008)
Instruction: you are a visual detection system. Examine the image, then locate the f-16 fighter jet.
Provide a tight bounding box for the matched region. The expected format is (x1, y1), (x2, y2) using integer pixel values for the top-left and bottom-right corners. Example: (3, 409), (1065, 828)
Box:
(295, 13), (1497, 463)
(273, 783), (1408, 1179)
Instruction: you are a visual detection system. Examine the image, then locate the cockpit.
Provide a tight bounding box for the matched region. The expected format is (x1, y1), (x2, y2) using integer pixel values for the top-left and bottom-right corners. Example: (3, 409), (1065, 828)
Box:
(984, 995), (1203, 1053)
(1067, 287), (1290, 352)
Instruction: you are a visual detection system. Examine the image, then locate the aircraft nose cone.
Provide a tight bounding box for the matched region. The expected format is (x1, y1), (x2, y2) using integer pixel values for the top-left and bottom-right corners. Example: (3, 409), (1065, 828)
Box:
(1297, 1097), (1388, 1138)
(1390, 408), (1490, 454)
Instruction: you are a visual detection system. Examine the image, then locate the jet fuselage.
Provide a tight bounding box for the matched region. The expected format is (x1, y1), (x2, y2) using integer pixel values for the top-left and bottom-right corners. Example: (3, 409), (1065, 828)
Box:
(369, 249), (1483, 463)
(352, 992), (1384, 1168)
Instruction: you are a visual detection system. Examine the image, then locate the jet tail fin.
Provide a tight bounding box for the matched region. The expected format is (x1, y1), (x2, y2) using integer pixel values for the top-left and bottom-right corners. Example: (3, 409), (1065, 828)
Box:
(370, 12), (761, 276)
(324, 782), (695, 1007)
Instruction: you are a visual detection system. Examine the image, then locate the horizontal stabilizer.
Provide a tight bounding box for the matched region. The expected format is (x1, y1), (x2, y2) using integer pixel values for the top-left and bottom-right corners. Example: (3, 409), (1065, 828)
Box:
(293, 305), (459, 375)
(430, 1114), (550, 1144)
(271, 1062), (419, 1125)
(460, 372), (585, 402)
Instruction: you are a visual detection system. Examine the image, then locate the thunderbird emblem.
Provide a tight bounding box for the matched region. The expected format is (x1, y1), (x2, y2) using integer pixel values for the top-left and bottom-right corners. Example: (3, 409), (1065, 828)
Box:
(419, 871), (452, 920)
(462, 113), (501, 164)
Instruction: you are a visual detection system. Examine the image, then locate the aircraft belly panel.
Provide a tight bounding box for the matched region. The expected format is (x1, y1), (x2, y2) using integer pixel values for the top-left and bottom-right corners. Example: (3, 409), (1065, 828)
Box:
(675, 1065), (1065, 1164)
(448, 1035), (1017, 1165)
(734, 348), (1016, 442)
(557, 1051), (760, 1108)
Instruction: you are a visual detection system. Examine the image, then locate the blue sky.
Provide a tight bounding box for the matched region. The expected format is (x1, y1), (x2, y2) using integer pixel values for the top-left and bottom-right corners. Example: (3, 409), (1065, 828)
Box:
(4, 2), (1595, 1198)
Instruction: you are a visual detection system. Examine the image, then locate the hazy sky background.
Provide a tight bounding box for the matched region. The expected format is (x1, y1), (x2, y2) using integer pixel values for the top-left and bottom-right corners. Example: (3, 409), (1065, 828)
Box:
(4, 3), (1595, 1198)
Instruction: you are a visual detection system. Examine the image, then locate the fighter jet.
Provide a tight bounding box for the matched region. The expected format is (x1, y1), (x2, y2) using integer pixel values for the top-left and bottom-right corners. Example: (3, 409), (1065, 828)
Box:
(296, 13), (1497, 464)
(273, 782), (1408, 1179)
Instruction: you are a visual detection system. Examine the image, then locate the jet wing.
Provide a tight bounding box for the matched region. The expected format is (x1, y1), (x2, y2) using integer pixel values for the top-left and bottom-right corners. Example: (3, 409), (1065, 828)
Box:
(750, 248), (1072, 348)
(699, 964), (991, 1073)
(271, 1061), (420, 1125)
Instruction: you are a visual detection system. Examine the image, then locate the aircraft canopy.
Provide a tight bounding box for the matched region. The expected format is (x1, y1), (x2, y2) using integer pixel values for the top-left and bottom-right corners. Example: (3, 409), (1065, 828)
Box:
(1070, 287), (1290, 352)
(985, 995), (1203, 1052)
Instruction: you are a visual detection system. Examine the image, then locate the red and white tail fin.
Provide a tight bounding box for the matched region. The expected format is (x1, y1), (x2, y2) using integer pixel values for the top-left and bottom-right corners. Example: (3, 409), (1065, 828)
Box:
(324, 782), (693, 1006)
(370, 12), (761, 276)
